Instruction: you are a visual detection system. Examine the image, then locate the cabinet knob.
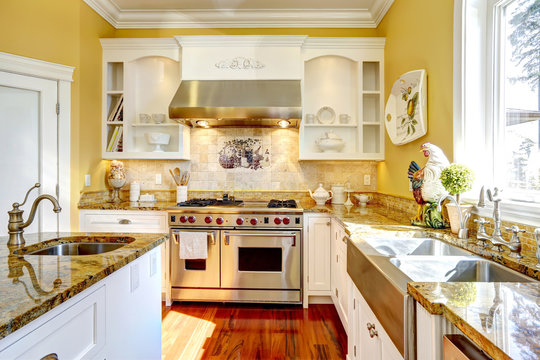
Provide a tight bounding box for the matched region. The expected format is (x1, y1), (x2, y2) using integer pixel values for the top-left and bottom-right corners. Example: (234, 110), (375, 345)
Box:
(40, 354), (58, 360)
(366, 322), (375, 330)
(118, 218), (132, 224)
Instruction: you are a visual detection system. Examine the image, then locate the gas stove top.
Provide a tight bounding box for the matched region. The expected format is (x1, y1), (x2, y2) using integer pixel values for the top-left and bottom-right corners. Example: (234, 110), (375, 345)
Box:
(168, 196), (303, 228)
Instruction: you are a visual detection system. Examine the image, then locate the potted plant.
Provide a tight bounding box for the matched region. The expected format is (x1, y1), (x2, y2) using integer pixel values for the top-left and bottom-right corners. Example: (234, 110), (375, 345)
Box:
(439, 164), (475, 234)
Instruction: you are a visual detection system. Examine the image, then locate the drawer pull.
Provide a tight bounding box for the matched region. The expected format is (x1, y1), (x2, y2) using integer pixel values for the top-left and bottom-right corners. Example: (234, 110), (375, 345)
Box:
(40, 354), (58, 360)
(342, 235), (349, 244)
(118, 219), (132, 224)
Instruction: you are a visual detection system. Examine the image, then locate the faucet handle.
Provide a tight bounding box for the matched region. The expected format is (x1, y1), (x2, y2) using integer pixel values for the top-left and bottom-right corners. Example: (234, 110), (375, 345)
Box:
(474, 218), (490, 225)
(13, 183), (41, 208)
(505, 226), (525, 244)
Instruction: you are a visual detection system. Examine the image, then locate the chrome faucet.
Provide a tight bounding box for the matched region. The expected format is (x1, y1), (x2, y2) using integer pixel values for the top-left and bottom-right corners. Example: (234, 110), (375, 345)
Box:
(475, 186), (524, 258)
(437, 195), (470, 239)
(8, 183), (61, 246)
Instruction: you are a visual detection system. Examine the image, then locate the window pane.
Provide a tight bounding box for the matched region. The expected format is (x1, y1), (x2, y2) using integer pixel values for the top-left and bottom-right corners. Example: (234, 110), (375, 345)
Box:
(503, 0), (540, 202)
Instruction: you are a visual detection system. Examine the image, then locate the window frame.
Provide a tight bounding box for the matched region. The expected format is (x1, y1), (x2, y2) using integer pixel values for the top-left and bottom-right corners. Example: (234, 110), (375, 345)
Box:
(454, 0), (540, 227)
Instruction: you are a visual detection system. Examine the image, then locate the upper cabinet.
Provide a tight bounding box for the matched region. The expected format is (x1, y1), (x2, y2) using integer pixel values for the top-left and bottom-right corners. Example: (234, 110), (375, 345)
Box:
(101, 39), (190, 160)
(300, 38), (385, 160)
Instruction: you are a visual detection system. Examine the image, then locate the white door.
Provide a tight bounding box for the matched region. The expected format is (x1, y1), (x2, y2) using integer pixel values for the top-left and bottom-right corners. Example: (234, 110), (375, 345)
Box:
(0, 71), (59, 236)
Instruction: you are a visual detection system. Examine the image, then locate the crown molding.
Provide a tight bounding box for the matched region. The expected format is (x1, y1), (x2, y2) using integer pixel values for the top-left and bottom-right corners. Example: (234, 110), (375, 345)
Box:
(100, 38), (178, 50)
(303, 37), (386, 49)
(0, 52), (74, 82)
(175, 36), (308, 47)
(83, 0), (394, 28)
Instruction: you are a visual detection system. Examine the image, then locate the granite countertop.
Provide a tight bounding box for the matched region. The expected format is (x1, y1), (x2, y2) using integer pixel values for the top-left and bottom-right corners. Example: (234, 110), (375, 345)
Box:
(305, 203), (540, 360)
(0, 232), (167, 339)
(408, 282), (540, 360)
(79, 201), (176, 211)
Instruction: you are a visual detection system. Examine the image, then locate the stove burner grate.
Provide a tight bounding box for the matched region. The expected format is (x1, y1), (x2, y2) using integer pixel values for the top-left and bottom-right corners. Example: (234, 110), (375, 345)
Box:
(267, 199), (297, 208)
(176, 198), (244, 207)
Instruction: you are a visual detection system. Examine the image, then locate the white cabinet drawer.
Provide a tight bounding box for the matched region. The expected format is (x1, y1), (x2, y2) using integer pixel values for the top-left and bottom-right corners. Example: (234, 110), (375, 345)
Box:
(80, 210), (168, 233)
(0, 286), (105, 360)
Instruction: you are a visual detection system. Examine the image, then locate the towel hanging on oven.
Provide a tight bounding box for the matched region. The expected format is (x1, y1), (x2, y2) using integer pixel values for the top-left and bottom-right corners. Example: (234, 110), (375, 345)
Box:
(179, 231), (208, 259)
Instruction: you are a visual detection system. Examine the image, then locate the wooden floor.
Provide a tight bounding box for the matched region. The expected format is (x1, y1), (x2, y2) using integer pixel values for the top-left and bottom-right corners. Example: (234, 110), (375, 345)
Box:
(162, 302), (347, 360)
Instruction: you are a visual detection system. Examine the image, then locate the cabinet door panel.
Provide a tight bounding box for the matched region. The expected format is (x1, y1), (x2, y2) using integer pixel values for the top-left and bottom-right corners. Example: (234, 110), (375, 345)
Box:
(307, 217), (331, 291)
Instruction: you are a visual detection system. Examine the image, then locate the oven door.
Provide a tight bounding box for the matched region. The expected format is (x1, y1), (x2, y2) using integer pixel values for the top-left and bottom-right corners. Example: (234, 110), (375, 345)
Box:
(220, 230), (301, 290)
(170, 228), (220, 288)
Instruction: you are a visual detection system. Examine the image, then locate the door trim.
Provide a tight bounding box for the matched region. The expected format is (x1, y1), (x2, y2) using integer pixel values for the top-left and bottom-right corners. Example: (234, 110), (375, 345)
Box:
(0, 52), (73, 232)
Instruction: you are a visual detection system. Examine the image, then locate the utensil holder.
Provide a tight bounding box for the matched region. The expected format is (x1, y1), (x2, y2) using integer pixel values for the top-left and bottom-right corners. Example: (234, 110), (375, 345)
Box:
(176, 186), (188, 203)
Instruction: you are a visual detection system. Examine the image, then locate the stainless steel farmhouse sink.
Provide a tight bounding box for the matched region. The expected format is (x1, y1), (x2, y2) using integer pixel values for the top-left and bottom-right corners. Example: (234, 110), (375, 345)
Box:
(347, 234), (537, 359)
(13, 236), (135, 256)
(364, 237), (472, 257)
(389, 256), (533, 283)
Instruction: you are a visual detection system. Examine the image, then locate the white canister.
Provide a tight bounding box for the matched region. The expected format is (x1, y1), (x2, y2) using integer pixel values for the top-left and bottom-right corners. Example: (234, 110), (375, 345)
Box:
(176, 186), (188, 203)
(331, 184), (346, 204)
(129, 182), (140, 202)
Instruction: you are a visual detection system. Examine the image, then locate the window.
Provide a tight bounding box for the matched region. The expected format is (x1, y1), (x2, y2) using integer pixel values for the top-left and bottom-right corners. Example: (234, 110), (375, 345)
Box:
(454, 0), (540, 225)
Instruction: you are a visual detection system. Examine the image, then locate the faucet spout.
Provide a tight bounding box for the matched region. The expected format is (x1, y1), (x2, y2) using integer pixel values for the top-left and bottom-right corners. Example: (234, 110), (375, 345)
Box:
(7, 185), (61, 246)
(20, 195), (61, 230)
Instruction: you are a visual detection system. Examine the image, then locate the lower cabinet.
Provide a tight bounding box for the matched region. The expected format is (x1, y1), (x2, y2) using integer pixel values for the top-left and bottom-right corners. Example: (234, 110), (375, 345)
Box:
(0, 247), (162, 360)
(331, 218), (349, 331)
(79, 209), (169, 300)
(305, 215), (332, 293)
(348, 276), (403, 360)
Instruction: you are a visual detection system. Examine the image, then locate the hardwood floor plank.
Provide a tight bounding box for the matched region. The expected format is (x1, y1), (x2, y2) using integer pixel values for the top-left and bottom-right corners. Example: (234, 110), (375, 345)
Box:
(162, 302), (347, 360)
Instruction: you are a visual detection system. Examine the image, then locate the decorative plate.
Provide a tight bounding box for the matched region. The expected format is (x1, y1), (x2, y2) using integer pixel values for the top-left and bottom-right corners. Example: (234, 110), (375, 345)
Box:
(384, 69), (427, 145)
(316, 106), (336, 124)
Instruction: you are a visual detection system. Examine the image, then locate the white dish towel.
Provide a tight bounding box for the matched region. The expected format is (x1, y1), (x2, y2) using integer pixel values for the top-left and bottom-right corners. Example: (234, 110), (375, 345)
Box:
(179, 231), (208, 259)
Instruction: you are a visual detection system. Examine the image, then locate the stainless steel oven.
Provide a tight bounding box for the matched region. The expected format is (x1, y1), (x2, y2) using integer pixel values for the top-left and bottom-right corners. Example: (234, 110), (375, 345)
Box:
(170, 229), (220, 288)
(168, 199), (303, 304)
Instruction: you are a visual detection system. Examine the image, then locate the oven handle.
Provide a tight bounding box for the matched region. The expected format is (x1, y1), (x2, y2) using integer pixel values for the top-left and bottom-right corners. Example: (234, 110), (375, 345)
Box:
(171, 231), (216, 246)
(223, 232), (297, 247)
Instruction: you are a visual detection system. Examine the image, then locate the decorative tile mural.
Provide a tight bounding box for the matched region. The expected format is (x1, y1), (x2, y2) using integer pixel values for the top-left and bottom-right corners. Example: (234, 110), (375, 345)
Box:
(117, 128), (378, 192)
(218, 138), (270, 170)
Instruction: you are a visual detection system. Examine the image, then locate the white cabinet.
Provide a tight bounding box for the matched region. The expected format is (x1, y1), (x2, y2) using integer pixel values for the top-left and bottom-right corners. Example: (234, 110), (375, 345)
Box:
(0, 247), (162, 360)
(100, 38), (190, 159)
(348, 276), (403, 360)
(0, 286), (106, 360)
(300, 38), (385, 160)
(305, 215), (332, 294)
(79, 209), (170, 303)
(331, 218), (349, 331)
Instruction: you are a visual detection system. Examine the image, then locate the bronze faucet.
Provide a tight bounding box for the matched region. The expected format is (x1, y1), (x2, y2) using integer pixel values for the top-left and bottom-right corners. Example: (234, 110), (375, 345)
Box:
(8, 183), (61, 246)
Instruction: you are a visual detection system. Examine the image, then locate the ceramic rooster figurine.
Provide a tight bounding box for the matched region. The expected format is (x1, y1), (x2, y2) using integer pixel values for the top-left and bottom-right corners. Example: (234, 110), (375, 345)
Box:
(408, 142), (450, 228)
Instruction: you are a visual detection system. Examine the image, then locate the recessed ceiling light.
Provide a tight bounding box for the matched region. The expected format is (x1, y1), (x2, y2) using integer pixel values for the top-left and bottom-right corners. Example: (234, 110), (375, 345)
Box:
(278, 120), (290, 128)
(196, 120), (209, 128)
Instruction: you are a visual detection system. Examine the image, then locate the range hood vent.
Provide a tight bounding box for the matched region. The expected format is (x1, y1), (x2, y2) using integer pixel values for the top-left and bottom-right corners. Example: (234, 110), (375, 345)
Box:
(168, 80), (302, 128)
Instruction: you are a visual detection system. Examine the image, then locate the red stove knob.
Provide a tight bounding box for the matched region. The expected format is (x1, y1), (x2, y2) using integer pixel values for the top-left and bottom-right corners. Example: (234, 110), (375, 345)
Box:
(216, 217), (224, 225)
(250, 218), (258, 225)
(236, 218), (244, 225)
(274, 217), (282, 225)
(205, 216), (213, 224)
(188, 216), (196, 223)
(283, 217), (290, 225)
(179, 215), (187, 223)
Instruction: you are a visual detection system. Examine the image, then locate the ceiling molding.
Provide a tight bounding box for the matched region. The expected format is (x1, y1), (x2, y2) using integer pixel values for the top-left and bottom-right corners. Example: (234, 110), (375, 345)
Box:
(303, 37), (386, 49)
(100, 38), (178, 50)
(175, 36), (308, 47)
(83, 0), (394, 28)
(0, 52), (75, 82)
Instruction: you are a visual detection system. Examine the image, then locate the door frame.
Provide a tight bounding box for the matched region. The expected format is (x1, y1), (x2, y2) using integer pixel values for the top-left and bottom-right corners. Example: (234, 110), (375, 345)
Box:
(0, 52), (74, 232)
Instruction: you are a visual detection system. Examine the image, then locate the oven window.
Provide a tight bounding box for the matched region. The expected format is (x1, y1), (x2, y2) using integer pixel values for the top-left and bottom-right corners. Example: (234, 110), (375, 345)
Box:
(184, 259), (206, 270)
(238, 247), (282, 272)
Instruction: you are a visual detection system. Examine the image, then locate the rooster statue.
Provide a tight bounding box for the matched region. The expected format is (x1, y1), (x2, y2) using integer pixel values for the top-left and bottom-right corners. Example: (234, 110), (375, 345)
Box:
(408, 142), (450, 228)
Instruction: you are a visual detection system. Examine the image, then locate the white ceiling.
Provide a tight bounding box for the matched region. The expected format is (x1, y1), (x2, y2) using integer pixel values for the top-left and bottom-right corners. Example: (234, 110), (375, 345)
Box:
(84, 0), (394, 28)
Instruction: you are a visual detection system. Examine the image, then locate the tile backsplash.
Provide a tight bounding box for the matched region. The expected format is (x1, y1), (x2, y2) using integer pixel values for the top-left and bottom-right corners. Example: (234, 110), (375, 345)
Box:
(119, 128), (377, 192)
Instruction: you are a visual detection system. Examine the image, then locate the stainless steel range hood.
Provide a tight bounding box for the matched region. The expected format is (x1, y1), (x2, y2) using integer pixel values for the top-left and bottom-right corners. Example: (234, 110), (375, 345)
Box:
(168, 80), (302, 128)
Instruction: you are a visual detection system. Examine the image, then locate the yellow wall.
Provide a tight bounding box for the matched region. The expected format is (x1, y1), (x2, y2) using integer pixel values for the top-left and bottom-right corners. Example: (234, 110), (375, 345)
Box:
(0, 0), (115, 230)
(376, 0), (454, 198)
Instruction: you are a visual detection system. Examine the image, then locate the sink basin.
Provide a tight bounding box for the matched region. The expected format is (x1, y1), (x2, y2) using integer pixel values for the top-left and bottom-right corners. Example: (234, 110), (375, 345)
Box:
(365, 238), (472, 257)
(14, 236), (135, 256)
(27, 242), (126, 256)
(389, 256), (533, 282)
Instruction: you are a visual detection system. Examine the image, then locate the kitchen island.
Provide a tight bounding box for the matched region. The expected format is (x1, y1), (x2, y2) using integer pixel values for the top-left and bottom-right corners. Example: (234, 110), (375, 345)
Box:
(0, 232), (167, 359)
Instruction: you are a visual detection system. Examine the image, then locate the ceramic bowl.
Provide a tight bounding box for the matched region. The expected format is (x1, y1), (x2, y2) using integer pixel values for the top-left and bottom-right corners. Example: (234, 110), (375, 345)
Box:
(316, 138), (345, 152)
